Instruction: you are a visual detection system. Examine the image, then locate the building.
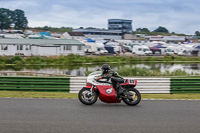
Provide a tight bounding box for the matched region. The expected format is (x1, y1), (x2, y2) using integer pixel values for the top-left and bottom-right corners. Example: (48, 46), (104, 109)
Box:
(73, 19), (133, 40)
(61, 32), (85, 40)
(0, 39), (85, 56)
(148, 35), (186, 43)
(108, 19), (133, 35)
(73, 29), (123, 40)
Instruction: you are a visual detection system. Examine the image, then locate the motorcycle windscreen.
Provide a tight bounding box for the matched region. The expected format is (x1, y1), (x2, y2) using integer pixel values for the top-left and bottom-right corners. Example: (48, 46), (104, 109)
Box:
(95, 85), (121, 103)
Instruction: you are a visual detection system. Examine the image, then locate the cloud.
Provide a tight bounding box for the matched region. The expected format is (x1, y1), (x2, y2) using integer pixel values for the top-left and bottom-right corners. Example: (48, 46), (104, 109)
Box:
(1, 0), (200, 34)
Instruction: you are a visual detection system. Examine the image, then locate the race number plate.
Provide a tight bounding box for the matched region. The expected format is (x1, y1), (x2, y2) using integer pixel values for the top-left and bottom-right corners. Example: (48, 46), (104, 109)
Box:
(129, 79), (135, 84)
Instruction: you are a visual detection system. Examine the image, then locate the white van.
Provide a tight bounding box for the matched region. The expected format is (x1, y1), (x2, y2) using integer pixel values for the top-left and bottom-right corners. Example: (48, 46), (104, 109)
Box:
(83, 41), (108, 55)
(132, 45), (152, 55)
(161, 48), (174, 55)
(95, 43), (108, 55)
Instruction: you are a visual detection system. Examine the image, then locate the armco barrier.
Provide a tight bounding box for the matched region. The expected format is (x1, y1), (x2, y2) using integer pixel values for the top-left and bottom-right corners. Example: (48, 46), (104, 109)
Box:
(69, 77), (171, 94)
(171, 78), (200, 93)
(0, 76), (199, 93)
(69, 77), (87, 93)
(134, 78), (170, 94)
(0, 76), (70, 91)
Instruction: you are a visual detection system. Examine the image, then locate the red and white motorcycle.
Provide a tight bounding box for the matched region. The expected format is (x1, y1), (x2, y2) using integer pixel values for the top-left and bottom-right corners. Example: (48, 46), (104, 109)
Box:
(78, 71), (141, 106)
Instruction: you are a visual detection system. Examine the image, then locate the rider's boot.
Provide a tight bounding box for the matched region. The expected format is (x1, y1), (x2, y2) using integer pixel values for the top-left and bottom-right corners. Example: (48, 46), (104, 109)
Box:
(116, 86), (126, 99)
(118, 86), (125, 95)
(117, 87), (133, 100)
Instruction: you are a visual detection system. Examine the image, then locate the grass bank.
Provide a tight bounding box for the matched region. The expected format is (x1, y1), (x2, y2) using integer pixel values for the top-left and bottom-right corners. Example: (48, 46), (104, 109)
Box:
(0, 55), (200, 66)
(0, 91), (200, 100)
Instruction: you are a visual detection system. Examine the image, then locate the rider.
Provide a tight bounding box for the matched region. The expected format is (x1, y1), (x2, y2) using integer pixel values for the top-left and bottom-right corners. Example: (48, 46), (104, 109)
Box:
(97, 64), (125, 97)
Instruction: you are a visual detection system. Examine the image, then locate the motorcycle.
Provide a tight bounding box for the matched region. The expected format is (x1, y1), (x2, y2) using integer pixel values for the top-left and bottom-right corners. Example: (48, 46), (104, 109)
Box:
(78, 71), (141, 106)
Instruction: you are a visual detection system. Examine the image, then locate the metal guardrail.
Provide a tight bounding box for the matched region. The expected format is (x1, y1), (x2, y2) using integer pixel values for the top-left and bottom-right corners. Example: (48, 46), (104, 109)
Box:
(69, 77), (171, 94)
(134, 78), (170, 94)
(0, 76), (70, 92)
(171, 78), (200, 93)
(0, 76), (199, 93)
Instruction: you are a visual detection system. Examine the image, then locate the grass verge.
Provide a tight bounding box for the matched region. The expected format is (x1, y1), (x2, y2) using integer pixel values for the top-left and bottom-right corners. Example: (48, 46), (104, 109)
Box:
(0, 91), (200, 100)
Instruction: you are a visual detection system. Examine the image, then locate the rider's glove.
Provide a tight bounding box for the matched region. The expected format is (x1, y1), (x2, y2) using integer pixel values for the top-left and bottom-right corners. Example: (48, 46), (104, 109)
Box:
(97, 77), (102, 81)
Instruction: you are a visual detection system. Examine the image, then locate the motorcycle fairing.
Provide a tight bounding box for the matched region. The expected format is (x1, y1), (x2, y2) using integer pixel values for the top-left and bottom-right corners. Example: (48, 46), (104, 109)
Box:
(120, 79), (137, 86)
(95, 85), (121, 103)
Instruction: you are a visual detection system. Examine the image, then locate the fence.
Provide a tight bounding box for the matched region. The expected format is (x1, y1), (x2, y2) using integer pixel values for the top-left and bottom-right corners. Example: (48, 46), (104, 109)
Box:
(171, 78), (200, 93)
(69, 77), (171, 93)
(0, 76), (199, 93)
(0, 76), (70, 92)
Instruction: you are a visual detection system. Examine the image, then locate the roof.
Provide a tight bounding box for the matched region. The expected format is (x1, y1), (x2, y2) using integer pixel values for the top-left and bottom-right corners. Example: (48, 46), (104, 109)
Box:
(155, 44), (166, 48)
(73, 29), (122, 33)
(0, 39), (85, 46)
(108, 19), (132, 22)
(149, 47), (161, 50)
(68, 32), (84, 36)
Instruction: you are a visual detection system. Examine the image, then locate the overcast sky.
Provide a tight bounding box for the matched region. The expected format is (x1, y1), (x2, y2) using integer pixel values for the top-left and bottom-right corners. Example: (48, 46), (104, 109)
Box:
(0, 0), (200, 34)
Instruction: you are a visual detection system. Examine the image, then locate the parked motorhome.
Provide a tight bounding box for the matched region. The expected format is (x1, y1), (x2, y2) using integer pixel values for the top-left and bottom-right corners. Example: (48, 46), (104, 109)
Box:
(154, 44), (174, 55)
(123, 45), (132, 52)
(83, 40), (108, 55)
(186, 44), (200, 56)
(161, 48), (174, 55)
(167, 45), (188, 56)
(96, 43), (108, 55)
(132, 45), (152, 55)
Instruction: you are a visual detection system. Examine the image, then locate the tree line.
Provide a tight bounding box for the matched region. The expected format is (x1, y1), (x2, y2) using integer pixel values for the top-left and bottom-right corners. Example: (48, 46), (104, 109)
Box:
(0, 8), (28, 30)
(0, 8), (196, 35)
(136, 26), (169, 33)
(31, 26), (72, 32)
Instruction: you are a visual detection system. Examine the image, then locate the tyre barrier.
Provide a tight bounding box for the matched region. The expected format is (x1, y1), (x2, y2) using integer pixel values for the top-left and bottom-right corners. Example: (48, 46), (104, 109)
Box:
(0, 76), (199, 93)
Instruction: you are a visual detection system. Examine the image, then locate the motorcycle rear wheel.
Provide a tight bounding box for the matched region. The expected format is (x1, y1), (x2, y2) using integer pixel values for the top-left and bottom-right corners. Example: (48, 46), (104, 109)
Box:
(78, 88), (98, 105)
(122, 88), (141, 106)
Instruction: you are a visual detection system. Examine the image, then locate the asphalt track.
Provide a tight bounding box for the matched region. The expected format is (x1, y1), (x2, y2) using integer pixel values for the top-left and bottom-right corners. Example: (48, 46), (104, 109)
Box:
(0, 98), (200, 133)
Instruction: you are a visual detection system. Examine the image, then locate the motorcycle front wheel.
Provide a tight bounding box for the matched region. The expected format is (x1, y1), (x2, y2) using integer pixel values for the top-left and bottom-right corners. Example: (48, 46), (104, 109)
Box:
(78, 88), (98, 105)
(122, 88), (141, 106)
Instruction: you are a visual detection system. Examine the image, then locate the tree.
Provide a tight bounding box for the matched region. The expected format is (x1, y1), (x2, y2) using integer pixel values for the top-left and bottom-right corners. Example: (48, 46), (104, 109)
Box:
(136, 28), (142, 32)
(141, 28), (150, 32)
(13, 9), (28, 30)
(195, 31), (200, 36)
(136, 28), (150, 33)
(153, 26), (169, 33)
(86, 27), (96, 29)
(42, 26), (50, 31)
(0, 8), (14, 30)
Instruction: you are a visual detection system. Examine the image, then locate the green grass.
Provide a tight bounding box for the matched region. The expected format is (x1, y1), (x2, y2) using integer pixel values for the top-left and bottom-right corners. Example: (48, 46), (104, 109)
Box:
(141, 93), (200, 100)
(1, 55), (200, 66)
(0, 91), (78, 98)
(0, 91), (200, 99)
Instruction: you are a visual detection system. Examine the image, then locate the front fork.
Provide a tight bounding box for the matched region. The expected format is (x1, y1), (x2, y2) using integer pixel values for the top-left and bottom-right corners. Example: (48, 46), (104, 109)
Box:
(88, 85), (94, 95)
